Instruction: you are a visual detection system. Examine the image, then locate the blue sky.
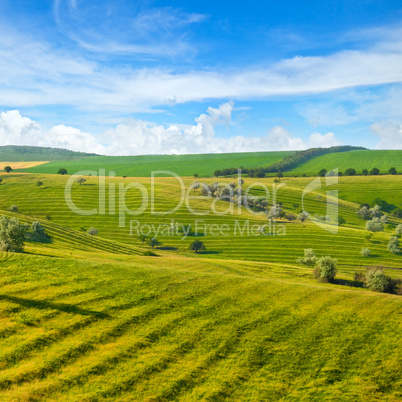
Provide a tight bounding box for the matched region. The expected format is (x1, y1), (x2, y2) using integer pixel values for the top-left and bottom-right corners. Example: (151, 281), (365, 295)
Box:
(0, 0), (401, 154)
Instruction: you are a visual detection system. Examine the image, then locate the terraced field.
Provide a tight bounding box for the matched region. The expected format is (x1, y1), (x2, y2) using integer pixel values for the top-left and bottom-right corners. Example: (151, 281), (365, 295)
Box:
(0, 173), (401, 268)
(0, 171), (401, 400)
(289, 150), (402, 176)
(19, 151), (294, 177)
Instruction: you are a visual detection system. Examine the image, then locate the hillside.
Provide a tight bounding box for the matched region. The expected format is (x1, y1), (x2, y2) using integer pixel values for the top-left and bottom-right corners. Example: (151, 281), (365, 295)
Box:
(289, 150), (402, 175)
(0, 145), (98, 162)
(0, 172), (401, 400)
(19, 151), (294, 177)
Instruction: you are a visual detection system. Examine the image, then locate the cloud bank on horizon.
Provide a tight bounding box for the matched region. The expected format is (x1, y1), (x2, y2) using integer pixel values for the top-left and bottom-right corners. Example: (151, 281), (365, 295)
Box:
(0, 0), (401, 154)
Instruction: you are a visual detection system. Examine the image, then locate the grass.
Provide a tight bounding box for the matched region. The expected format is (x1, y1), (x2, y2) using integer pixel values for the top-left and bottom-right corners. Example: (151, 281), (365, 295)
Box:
(19, 151), (294, 177)
(0, 171), (400, 400)
(0, 250), (401, 401)
(289, 150), (402, 175)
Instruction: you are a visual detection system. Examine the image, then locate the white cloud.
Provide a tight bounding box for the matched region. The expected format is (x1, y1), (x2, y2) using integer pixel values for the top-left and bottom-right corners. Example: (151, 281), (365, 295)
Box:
(0, 105), (343, 155)
(371, 122), (402, 149)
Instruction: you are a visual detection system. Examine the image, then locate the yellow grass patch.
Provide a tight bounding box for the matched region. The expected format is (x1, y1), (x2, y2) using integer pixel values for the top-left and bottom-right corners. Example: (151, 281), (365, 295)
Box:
(1, 161), (49, 170)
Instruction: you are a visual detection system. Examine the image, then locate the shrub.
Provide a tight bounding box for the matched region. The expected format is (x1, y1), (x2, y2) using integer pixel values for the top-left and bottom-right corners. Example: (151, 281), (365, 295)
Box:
(297, 248), (317, 266)
(256, 170), (265, 178)
(87, 227), (98, 236)
(31, 221), (46, 236)
(396, 224), (402, 236)
(388, 167), (397, 175)
(36, 181), (43, 188)
(369, 204), (383, 217)
(362, 169), (368, 175)
(0, 216), (27, 252)
(297, 211), (309, 222)
(4, 166), (12, 173)
(370, 167), (380, 175)
(8, 205), (19, 213)
(314, 256), (337, 283)
(363, 267), (400, 293)
(387, 236), (400, 254)
(77, 178), (86, 185)
(189, 239), (205, 253)
(286, 213), (297, 221)
(337, 216), (346, 225)
(57, 168), (68, 175)
(366, 217), (384, 232)
(360, 247), (371, 257)
(344, 168), (356, 176)
(318, 169), (327, 177)
(357, 206), (370, 220)
(143, 250), (158, 256)
(148, 237), (161, 248)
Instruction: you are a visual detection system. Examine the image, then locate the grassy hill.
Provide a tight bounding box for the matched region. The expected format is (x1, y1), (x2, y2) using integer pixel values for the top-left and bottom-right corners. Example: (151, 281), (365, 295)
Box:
(0, 171), (400, 400)
(289, 150), (402, 176)
(19, 151), (294, 177)
(0, 230), (401, 400)
(0, 145), (98, 162)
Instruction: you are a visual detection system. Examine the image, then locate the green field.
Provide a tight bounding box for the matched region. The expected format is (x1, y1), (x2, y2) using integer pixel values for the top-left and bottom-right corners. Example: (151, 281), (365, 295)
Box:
(289, 150), (402, 175)
(19, 151), (294, 177)
(0, 165), (401, 400)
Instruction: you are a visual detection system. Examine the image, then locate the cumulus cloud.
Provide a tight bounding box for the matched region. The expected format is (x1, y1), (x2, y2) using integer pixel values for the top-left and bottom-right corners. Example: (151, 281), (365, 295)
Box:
(0, 105), (342, 155)
(371, 122), (402, 149)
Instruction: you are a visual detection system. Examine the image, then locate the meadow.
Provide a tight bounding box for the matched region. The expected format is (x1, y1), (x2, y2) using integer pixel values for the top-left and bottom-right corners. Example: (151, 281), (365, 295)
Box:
(19, 151), (293, 178)
(288, 150), (402, 176)
(0, 168), (401, 401)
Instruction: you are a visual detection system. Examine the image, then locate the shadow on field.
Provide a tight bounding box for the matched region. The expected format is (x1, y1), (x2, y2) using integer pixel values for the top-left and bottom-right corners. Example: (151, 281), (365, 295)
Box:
(156, 246), (178, 251)
(0, 295), (110, 318)
(334, 278), (363, 287)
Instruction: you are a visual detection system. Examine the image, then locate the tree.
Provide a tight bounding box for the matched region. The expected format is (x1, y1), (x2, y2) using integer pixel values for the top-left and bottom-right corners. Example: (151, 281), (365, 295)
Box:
(0, 216), (27, 252)
(318, 169), (327, 177)
(194, 173), (199, 178)
(267, 204), (282, 222)
(392, 208), (402, 218)
(360, 247), (371, 257)
(139, 234), (147, 243)
(87, 227), (98, 236)
(8, 205), (18, 213)
(122, 176), (127, 180)
(366, 217), (384, 232)
(256, 170), (266, 178)
(370, 167), (380, 175)
(396, 224), (402, 236)
(337, 216), (346, 225)
(357, 206), (370, 220)
(387, 236), (400, 254)
(4, 166), (12, 173)
(36, 181), (43, 189)
(31, 221), (46, 236)
(148, 237), (160, 248)
(189, 239), (205, 253)
(364, 267), (397, 293)
(314, 256), (337, 283)
(57, 168), (68, 175)
(297, 249), (317, 266)
(344, 168), (356, 176)
(77, 178), (86, 185)
(362, 169), (369, 176)
(214, 170), (222, 177)
(369, 204), (383, 218)
(388, 167), (397, 175)
(277, 171), (283, 178)
(297, 211), (309, 222)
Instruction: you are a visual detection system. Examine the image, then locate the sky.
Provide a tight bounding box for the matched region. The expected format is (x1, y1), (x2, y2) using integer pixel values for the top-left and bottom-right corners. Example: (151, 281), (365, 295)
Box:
(0, 0), (402, 155)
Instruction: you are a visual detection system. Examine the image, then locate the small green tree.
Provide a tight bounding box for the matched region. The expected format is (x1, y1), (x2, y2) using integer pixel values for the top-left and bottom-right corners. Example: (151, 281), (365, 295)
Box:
(31, 221), (46, 236)
(362, 169), (369, 175)
(277, 171), (283, 178)
(8, 205), (18, 213)
(87, 227), (98, 236)
(337, 216), (346, 225)
(387, 236), (400, 254)
(189, 239), (205, 253)
(297, 248), (317, 266)
(77, 178), (86, 185)
(363, 267), (398, 293)
(360, 247), (370, 257)
(388, 167), (397, 175)
(318, 169), (327, 177)
(4, 166), (12, 173)
(0, 216), (27, 252)
(370, 167), (380, 175)
(396, 224), (402, 236)
(139, 234), (147, 243)
(57, 168), (68, 175)
(366, 217), (384, 232)
(344, 168), (356, 176)
(148, 237), (161, 248)
(314, 256), (337, 283)
(36, 181), (43, 189)
(194, 173), (199, 178)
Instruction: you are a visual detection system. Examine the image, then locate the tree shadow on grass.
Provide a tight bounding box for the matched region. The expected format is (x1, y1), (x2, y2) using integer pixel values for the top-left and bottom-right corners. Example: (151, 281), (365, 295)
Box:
(156, 246), (178, 251)
(333, 278), (363, 288)
(0, 295), (110, 318)
(197, 250), (221, 255)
